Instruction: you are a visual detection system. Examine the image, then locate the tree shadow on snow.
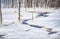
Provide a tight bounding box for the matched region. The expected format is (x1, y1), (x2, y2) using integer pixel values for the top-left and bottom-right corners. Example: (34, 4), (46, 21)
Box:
(29, 25), (44, 29)
(22, 19), (44, 29)
(36, 12), (49, 18)
(48, 31), (57, 35)
(22, 19), (31, 25)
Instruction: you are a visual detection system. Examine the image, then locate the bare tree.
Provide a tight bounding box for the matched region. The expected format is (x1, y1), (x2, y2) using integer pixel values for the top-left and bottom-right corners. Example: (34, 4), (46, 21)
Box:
(18, 0), (21, 23)
(27, 0), (30, 8)
(26, 0), (32, 8)
(8, 0), (10, 8)
(0, 0), (2, 25)
(4, 0), (8, 8)
(30, 0), (32, 8)
(12, 0), (14, 8)
(36, 0), (39, 7)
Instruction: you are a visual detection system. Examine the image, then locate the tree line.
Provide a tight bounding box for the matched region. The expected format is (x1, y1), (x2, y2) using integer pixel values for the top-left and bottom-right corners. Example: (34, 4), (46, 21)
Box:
(1, 0), (60, 8)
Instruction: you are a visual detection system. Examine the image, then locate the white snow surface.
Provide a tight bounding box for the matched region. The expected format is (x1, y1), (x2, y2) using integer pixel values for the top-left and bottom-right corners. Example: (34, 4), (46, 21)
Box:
(0, 8), (60, 39)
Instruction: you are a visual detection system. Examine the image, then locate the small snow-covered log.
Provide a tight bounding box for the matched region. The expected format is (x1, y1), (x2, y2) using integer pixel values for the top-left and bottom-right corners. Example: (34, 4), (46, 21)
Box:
(45, 28), (52, 32)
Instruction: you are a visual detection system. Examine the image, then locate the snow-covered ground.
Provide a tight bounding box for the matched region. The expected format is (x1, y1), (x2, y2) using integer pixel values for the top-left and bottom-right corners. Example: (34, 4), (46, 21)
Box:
(0, 8), (60, 39)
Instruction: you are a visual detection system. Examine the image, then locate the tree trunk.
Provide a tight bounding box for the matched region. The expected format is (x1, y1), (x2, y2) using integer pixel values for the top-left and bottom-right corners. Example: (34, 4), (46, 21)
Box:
(0, 0), (2, 25)
(31, 0), (32, 8)
(18, 0), (21, 23)
(8, 0), (9, 8)
(36, 0), (38, 7)
(12, 0), (14, 8)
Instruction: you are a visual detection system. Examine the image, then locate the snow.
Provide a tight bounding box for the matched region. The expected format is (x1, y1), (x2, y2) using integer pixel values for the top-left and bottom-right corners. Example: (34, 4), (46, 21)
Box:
(0, 7), (60, 39)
